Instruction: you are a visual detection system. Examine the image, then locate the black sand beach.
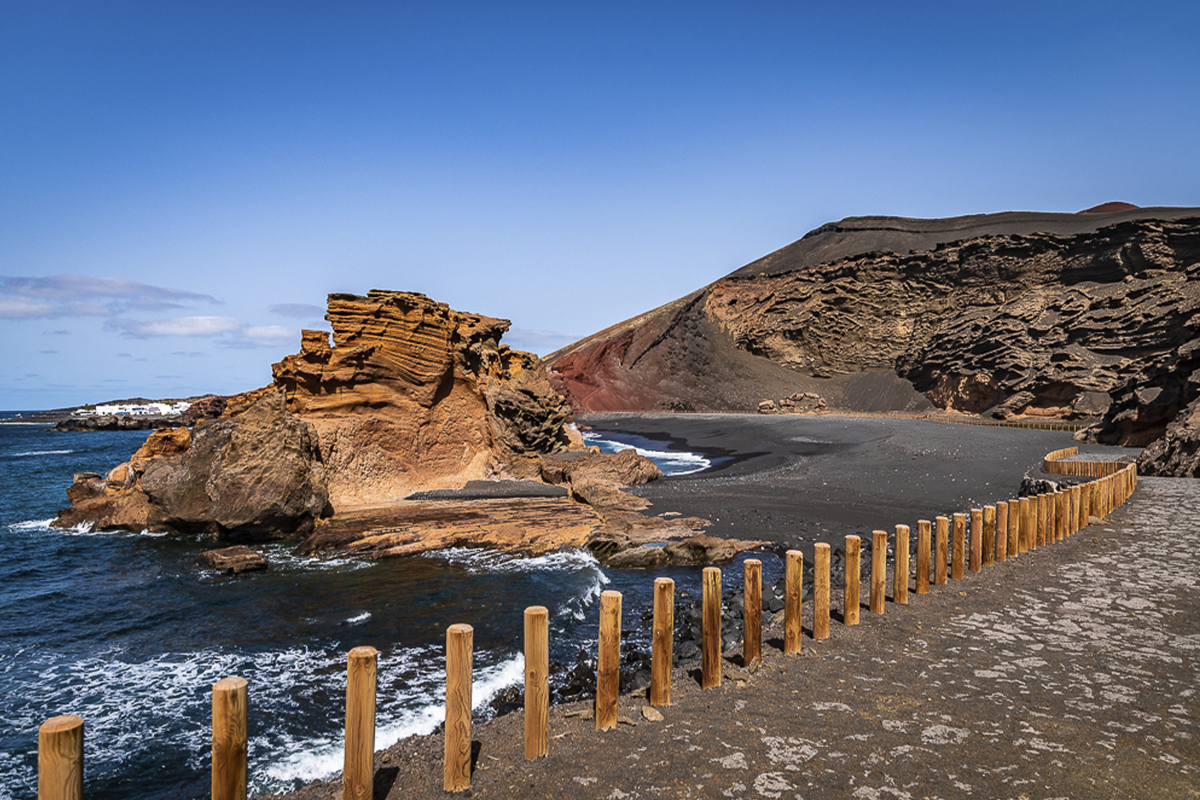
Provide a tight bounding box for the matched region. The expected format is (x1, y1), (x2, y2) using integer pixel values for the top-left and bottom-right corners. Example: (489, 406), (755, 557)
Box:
(586, 413), (1126, 545)
(265, 416), (1196, 800)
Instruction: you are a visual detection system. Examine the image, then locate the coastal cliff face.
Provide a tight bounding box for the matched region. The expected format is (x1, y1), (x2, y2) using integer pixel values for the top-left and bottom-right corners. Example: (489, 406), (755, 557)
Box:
(547, 207), (1200, 473)
(54, 290), (581, 538)
(55, 391), (331, 539)
(272, 290), (573, 509)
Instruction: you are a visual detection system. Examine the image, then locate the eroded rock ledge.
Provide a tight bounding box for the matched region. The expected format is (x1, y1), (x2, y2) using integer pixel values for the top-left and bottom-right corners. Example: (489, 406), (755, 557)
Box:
(52, 290), (746, 563)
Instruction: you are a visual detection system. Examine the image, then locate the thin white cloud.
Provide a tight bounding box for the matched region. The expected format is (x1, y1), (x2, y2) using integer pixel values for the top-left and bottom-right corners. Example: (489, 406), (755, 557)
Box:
(0, 274), (219, 319)
(106, 316), (242, 337)
(104, 314), (299, 350)
(504, 328), (581, 355)
(270, 303), (325, 319)
(242, 325), (296, 347)
(0, 296), (56, 318)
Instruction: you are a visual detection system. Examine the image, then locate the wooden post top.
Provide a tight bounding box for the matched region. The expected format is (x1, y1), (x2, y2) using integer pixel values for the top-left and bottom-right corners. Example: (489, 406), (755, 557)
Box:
(213, 676), (247, 692)
(654, 577), (674, 587)
(601, 590), (622, 601)
(39, 715), (83, 735)
(348, 646), (377, 659)
(525, 605), (548, 617)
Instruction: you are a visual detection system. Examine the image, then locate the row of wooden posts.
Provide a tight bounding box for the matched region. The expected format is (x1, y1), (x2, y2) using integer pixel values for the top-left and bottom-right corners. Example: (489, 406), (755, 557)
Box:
(36, 456), (1138, 799)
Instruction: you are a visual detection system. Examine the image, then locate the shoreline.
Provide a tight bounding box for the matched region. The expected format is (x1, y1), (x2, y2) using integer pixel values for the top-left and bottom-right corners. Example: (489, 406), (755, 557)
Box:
(262, 473), (1196, 800)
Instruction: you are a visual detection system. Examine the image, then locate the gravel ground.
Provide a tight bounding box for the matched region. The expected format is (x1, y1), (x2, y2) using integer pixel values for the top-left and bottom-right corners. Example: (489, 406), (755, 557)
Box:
(263, 472), (1198, 800)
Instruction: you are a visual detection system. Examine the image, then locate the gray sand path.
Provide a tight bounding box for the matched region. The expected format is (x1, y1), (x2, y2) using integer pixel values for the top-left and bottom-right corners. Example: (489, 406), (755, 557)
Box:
(271, 475), (1198, 800)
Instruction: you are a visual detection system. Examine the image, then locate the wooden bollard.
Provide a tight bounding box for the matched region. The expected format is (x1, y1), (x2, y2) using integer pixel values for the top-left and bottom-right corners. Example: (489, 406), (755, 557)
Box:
(995, 502), (1008, 562)
(814, 544), (830, 639)
(1036, 494), (1047, 548)
(935, 516), (949, 585)
(1018, 496), (1031, 553)
(743, 559), (762, 669)
(870, 530), (887, 614)
(1082, 481), (1092, 524)
(38, 715), (83, 800)
(344, 647), (378, 800)
(894, 525), (910, 605)
(1007, 499), (1019, 558)
(1049, 491), (1059, 543)
(1056, 491), (1068, 542)
(982, 506), (995, 567)
(525, 607), (549, 758)
(444, 624), (473, 792)
(650, 579), (674, 706)
(212, 676), (248, 800)
(844, 536), (861, 625)
(916, 520), (931, 594)
(969, 508), (982, 573)
(952, 513), (966, 580)
(596, 591), (622, 730)
(702, 568), (722, 687)
(1074, 485), (1085, 531)
(784, 550), (803, 654)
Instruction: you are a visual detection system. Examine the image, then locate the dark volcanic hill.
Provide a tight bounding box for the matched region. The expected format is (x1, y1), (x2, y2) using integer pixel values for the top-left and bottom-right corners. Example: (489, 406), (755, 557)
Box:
(546, 205), (1200, 474)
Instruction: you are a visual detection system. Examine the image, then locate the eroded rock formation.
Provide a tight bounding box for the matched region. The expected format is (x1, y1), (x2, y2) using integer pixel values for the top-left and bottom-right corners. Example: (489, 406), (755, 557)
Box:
(54, 290), (704, 553)
(548, 206), (1200, 472)
(270, 290), (575, 509)
(56, 390), (331, 539)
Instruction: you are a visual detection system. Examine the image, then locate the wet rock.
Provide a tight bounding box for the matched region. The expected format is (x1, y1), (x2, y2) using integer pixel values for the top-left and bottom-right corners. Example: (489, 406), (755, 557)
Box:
(197, 545), (268, 574)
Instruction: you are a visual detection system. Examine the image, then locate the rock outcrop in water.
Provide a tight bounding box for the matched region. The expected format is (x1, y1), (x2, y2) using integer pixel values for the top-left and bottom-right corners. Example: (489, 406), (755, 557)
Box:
(56, 390), (331, 539)
(271, 290), (575, 509)
(548, 206), (1200, 474)
(54, 290), (724, 553)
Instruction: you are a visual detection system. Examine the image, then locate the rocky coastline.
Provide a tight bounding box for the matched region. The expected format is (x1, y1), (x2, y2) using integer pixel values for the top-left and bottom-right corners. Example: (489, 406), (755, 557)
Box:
(51, 290), (767, 566)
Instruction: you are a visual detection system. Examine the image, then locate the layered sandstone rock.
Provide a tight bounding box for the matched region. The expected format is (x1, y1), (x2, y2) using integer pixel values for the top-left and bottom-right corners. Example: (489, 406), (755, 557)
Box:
(272, 291), (573, 509)
(548, 206), (1200, 471)
(54, 291), (663, 546)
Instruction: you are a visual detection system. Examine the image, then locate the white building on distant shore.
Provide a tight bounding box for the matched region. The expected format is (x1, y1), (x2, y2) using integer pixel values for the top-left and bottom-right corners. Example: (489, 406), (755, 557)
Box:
(72, 401), (192, 417)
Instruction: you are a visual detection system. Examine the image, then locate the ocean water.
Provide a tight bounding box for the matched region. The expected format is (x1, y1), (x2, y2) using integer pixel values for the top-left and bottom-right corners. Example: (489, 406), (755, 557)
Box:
(0, 422), (765, 799)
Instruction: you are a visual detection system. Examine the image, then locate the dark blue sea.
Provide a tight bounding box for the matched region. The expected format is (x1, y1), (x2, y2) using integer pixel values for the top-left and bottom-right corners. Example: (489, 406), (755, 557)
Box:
(0, 421), (772, 799)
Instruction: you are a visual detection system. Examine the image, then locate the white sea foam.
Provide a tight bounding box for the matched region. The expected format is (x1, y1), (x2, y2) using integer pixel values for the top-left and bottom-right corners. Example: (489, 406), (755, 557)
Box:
(346, 611), (371, 624)
(7, 518), (58, 531)
(1, 639), (530, 796)
(259, 651), (526, 789)
(581, 432), (711, 475)
(424, 546), (603, 574)
(256, 545), (376, 573)
(9, 449), (74, 457)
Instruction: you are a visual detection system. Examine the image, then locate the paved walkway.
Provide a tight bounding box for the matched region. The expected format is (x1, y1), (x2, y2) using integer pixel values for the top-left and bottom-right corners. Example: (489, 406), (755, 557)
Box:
(273, 477), (1199, 800)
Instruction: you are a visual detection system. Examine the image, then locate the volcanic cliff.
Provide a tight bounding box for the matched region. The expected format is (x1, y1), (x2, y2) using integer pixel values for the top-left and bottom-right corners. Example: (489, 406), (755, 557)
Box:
(57, 291), (600, 540)
(547, 205), (1200, 475)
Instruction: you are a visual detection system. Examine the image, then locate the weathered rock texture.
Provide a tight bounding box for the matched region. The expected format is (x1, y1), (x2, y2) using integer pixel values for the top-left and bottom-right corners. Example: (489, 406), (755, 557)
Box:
(272, 290), (574, 509)
(548, 206), (1200, 472)
(54, 290), (682, 548)
(197, 545), (269, 574)
(56, 391), (331, 539)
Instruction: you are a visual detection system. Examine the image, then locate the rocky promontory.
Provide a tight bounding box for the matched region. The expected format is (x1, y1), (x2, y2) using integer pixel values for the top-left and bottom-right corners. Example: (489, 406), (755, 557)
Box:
(53, 290), (762, 562)
(547, 205), (1200, 475)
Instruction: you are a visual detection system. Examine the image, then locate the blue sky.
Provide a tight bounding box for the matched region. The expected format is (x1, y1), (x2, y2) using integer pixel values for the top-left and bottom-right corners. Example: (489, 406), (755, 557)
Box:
(2, 1), (1197, 410)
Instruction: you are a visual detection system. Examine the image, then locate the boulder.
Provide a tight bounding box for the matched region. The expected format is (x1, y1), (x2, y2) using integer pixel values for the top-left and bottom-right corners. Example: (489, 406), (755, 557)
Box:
(197, 545), (268, 574)
(139, 390), (331, 539)
(55, 390), (331, 540)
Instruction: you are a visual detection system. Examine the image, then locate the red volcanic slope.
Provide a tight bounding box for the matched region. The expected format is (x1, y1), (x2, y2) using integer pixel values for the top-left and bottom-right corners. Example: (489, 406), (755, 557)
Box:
(1079, 201), (1140, 213)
